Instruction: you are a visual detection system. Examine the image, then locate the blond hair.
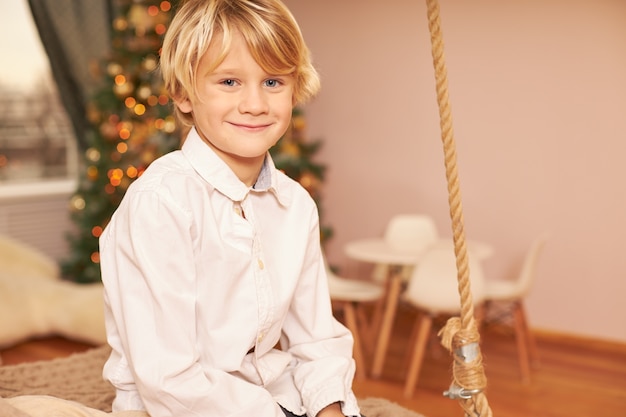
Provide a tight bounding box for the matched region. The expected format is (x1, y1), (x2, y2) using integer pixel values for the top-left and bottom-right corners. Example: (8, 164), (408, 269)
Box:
(160, 0), (320, 126)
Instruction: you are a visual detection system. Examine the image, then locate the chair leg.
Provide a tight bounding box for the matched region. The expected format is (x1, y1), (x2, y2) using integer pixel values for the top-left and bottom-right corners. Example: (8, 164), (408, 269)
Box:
(343, 302), (367, 380)
(518, 301), (540, 367)
(404, 314), (433, 398)
(371, 273), (403, 378)
(355, 304), (374, 357)
(368, 285), (386, 348)
(513, 301), (532, 383)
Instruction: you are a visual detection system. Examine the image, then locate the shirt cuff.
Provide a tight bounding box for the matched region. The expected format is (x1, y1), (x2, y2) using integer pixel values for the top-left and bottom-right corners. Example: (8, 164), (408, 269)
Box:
(305, 380), (360, 417)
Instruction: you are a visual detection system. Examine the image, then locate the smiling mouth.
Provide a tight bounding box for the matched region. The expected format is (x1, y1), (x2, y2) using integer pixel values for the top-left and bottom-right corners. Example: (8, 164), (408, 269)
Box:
(230, 122), (271, 131)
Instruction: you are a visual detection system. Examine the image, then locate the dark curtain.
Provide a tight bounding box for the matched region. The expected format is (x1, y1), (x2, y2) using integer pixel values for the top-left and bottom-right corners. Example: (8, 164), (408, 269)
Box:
(27, 0), (114, 152)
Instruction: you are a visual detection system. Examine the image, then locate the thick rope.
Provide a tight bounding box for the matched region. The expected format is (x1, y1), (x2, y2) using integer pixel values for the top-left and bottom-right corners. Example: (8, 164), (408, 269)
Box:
(424, 0), (493, 415)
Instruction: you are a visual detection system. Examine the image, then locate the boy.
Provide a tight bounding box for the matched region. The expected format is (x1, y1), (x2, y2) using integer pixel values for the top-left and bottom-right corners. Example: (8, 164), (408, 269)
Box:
(99, 1), (362, 416)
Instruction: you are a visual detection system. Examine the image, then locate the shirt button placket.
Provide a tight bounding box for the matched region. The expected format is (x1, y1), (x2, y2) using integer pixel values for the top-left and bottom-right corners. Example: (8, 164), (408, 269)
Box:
(253, 246), (273, 357)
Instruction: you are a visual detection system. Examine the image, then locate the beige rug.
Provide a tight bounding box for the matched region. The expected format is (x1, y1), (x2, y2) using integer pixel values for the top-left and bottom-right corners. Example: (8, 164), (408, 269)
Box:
(0, 346), (424, 417)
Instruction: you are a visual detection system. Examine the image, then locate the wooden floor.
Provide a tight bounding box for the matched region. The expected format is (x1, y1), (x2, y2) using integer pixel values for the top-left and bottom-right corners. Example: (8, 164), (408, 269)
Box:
(2, 305), (625, 417)
(352, 305), (626, 417)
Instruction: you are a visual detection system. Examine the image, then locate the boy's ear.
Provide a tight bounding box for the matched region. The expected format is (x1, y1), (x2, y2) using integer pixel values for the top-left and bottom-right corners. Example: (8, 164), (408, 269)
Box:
(174, 97), (193, 114)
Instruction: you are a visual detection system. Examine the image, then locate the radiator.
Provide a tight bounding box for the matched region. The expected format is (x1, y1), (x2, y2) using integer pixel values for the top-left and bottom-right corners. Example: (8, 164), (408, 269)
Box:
(0, 180), (76, 261)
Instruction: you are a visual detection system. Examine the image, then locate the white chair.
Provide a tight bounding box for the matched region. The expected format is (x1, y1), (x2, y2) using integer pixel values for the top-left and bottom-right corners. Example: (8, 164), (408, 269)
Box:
(483, 233), (549, 383)
(401, 247), (487, 397)
(326, 260), (384, 380)
(370, 214), (439, 283)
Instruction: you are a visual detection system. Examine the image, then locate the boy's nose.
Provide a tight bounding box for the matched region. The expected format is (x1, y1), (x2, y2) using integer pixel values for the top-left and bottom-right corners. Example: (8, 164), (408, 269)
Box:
(238, 86), (269, 115)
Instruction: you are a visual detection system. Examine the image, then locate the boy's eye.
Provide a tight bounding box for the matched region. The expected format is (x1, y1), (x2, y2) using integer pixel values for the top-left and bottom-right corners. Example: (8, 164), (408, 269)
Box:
(264, 79), (281, 88)
(221, 79), (238, 87)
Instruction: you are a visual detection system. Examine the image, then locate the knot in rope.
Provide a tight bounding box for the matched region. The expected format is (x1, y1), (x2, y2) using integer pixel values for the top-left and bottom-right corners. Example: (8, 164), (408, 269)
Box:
(439, 317), (488, 399)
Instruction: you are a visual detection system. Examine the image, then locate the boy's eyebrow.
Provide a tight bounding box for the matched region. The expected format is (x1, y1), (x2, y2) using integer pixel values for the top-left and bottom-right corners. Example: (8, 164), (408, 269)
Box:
(210, 67), (291, 78)
(210, 66), (255, 75)
(209, 66), (239, 74)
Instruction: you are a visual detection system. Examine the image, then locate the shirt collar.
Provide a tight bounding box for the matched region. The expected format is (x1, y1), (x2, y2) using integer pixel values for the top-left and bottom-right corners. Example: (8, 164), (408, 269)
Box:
(181, 127), (291, 206)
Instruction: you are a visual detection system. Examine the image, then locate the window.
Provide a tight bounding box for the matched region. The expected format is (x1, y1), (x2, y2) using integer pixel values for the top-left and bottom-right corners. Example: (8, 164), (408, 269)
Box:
(0, 1), (77, 187)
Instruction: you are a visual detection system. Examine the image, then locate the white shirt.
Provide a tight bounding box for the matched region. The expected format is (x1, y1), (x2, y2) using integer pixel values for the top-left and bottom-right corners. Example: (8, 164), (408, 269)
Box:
(100, 128), (360, 417)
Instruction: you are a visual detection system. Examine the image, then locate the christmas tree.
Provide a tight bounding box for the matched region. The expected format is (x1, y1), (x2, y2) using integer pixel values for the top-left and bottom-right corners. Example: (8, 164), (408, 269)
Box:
(62, 0), (180, 283)
(270, 108), (333, 243)
(62, 0), (331, 283)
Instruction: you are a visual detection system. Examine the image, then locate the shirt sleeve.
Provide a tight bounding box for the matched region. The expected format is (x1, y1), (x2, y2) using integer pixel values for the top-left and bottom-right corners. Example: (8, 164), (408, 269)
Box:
(100, 189), (284, 417)
(279, 208), (361, 417)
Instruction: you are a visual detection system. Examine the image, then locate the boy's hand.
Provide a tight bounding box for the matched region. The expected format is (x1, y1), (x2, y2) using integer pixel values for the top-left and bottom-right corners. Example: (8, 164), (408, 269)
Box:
(316, 402), (345, 417)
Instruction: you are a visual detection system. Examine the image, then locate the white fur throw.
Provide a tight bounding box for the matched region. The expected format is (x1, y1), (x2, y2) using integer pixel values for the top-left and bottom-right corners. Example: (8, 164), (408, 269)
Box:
(0, 235), (107, 350)
(0, 235), (60, 281)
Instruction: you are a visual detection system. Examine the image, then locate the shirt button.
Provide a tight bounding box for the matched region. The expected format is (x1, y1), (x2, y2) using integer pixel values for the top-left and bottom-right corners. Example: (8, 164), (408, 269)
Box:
(257, 259), (264, 270)
(257, 333), (264, 343)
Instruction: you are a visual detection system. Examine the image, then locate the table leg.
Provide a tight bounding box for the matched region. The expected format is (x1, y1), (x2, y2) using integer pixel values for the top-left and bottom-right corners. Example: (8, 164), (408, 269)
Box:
(370, 270), (403, 378)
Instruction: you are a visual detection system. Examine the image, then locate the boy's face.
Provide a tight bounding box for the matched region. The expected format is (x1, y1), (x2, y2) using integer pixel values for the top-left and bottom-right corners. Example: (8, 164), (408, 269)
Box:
(176, 30), (294, 171)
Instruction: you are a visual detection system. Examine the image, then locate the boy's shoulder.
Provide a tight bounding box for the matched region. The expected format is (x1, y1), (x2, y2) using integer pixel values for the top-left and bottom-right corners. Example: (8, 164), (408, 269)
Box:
(127, 149), (199, 193)
(272, 168), (316, 207)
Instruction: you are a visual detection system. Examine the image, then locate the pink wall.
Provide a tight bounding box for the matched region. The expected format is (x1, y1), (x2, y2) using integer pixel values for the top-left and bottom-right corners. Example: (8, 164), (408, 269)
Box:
(283, 0), (626, 343)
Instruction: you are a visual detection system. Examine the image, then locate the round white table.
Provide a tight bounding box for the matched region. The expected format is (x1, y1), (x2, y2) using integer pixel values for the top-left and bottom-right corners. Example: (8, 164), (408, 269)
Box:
(345, 238), (493, 264)
(344, 237), (493, 378)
